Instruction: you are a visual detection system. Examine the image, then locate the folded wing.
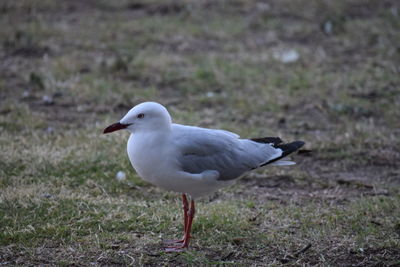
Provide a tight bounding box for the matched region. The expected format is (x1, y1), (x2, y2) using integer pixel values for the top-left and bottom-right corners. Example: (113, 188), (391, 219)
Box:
(172, 124), (283, 180)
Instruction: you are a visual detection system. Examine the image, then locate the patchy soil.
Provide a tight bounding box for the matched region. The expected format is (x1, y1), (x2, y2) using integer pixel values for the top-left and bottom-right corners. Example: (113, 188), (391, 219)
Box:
(1, 0), (399, 266)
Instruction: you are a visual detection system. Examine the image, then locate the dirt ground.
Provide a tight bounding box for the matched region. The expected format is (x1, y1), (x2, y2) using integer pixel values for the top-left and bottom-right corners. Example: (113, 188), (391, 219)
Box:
(1, 0), (399, 266)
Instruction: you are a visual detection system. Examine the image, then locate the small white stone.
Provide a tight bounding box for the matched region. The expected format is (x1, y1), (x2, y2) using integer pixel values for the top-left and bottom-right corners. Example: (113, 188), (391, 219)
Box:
(274, 49), (300, 63)
(22, 90), (30, 98)
(323, 20), (333, 35)
(206, 92), (215, 98)
(256, 2), (270, 11)
(46, 126), (54, 134)
(116, 171), (126, 181)
(42, 95), (54, 104)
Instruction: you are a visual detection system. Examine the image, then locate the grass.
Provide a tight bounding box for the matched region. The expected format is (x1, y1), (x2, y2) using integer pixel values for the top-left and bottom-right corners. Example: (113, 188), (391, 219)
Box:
(1, 0), (400, 265)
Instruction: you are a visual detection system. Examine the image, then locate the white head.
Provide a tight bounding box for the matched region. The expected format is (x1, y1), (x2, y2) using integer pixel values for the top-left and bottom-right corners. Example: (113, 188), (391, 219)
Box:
(103, 102), (172, 134)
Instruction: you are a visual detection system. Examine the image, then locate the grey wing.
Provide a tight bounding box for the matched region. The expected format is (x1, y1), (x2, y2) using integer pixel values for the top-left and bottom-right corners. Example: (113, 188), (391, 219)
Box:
(172, 125), (282, 180)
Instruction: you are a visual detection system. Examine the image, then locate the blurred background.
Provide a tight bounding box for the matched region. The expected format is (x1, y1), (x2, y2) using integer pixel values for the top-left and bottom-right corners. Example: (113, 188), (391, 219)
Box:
(1, 0), (399, 265)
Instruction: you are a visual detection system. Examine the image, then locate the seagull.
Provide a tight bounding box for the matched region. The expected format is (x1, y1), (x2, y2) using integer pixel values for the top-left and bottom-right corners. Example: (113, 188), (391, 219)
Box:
(103, 102), (304, 252)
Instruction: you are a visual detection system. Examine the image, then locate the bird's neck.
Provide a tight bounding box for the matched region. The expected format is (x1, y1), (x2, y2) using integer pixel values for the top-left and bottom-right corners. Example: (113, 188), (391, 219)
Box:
(135, 125), (171, 138)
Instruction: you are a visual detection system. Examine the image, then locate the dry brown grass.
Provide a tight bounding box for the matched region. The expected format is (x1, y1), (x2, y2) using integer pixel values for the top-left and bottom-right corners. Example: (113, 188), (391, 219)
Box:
(1, 0), (399, 265)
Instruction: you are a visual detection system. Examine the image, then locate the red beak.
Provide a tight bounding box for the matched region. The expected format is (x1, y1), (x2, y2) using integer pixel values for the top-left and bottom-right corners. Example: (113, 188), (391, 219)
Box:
(103, 122), (130, 134)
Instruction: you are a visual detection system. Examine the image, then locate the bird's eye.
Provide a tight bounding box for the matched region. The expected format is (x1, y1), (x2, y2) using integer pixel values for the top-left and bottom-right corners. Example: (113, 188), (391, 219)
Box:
(137, 113), (145, 119)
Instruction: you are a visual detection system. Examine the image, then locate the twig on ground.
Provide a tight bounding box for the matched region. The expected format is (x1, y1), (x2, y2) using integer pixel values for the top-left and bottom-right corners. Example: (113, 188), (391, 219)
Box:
(278, 243), (312, 263)
(293, 243), (312, 257)
(298, 149), (312, 155)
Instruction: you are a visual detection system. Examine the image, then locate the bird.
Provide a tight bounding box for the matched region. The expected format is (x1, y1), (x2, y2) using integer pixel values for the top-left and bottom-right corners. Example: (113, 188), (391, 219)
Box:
(103, 102), (305, 252)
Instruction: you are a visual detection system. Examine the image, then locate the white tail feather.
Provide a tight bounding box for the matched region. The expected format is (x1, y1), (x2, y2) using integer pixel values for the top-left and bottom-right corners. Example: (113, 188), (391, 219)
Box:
(269, 160), (296, 166)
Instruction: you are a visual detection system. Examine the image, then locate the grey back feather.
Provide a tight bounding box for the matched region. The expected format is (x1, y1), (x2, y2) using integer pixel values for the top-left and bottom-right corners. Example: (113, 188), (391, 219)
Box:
(171, 124), (282, 180)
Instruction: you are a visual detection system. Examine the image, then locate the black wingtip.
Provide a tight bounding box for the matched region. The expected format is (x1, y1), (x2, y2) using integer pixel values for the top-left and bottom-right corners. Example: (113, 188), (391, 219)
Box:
(261, 140), (305, 166)
(277, 141), (305, 157)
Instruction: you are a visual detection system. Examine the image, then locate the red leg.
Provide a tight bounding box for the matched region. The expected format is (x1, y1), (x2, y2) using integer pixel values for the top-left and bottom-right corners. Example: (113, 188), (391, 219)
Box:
(182, 194), (189, 236)
(165, 199), (195, 252)
(163, 194), (189, 244)
(182, 199), (195, 246)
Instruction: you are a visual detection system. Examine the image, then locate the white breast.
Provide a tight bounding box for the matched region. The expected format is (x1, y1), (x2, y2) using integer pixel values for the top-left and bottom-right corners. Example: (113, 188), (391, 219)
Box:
(126, 132), (233, 198)
(127, 132), (174, 184)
